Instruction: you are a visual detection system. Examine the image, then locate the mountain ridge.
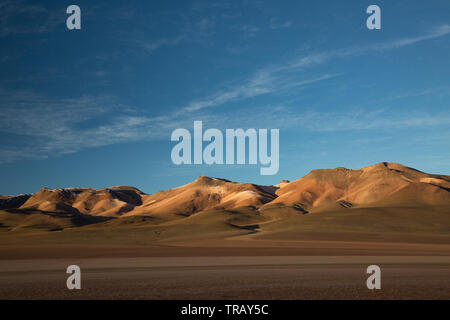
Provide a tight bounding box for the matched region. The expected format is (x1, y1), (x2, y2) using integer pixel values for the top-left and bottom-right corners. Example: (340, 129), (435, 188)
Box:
(1, 162), (449, 232)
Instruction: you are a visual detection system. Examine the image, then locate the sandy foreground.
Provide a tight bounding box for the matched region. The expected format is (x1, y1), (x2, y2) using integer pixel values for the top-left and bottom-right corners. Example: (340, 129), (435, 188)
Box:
(0, 240), (449, 299)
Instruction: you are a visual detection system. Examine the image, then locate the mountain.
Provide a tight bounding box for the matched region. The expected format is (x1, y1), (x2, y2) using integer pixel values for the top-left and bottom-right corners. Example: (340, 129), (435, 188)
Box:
(126, 176), (276, 218)
(19, 186), (144, 216)
(267, 162), (450, 211)
(0, 162), (449, 234)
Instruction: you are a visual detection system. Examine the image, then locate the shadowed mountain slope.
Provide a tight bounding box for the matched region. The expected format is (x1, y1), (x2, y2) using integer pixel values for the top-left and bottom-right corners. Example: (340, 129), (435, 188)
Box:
(19, 186), (144, 217)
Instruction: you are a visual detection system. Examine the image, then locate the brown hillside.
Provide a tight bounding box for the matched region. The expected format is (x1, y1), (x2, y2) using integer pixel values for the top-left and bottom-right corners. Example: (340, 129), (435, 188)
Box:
(19, 186), (144, 217)
(126, 176), (277, 218)
(268, 162), (450, 210)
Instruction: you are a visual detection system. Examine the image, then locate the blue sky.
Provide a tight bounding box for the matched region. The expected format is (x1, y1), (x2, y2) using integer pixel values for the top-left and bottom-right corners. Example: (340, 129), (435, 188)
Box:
(0, 0), (449, 195)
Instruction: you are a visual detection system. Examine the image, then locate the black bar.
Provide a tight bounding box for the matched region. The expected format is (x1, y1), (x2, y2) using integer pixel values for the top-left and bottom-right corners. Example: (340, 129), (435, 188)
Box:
(0, 300), (447, 319)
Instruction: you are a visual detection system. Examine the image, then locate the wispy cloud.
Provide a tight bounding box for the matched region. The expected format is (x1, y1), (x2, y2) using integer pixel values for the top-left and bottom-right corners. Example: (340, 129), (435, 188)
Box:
(0, 0), (60, 37)
(183, 71), (274, 112)
(136, 12), (289, 54)
(288, 24), (450, 69)
(269, 20), (292, 30)
(0, 91), (151, 162)
(237, 25), (260, 38)
(375, 24), (450, 51)
(183, 71), (338, 112)
(131, 16), (216, 54)
(1, 25), (449, 163)
(295, 110), (450, 132)
(212, 104), (450, 133)
(1, 89), (448, 164)
(137, 35), (186, 54)
(181, 24), (450, 113)
(234, 19), (293, 38)
(0, 90), (218, 163)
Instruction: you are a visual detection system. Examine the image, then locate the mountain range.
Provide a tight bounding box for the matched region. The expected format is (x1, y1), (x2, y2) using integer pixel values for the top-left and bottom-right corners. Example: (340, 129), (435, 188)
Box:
(1, 162), (449, 239)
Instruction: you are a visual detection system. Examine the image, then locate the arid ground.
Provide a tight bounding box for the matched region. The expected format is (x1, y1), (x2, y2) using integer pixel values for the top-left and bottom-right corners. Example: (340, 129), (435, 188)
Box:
(1, 226), (449, 299)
